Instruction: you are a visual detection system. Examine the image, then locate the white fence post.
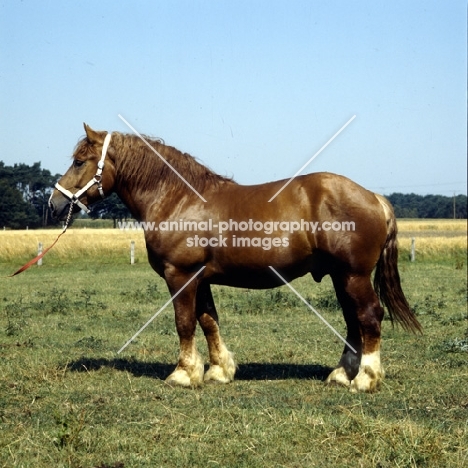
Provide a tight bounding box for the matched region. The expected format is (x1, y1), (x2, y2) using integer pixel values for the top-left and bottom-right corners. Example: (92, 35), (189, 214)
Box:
(410, 237), (415, 262)
(130, 240), (135, 265)
(38, 242), (43, 266)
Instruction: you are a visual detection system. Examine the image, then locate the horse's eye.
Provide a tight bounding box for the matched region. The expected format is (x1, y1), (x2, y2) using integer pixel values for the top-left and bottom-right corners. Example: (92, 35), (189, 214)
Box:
(74, 159), (85, 168)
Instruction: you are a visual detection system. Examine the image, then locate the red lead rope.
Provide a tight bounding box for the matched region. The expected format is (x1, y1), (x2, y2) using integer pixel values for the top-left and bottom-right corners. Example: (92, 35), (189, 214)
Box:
(8, 229), (67, 277)
(8, 204), (73, 277)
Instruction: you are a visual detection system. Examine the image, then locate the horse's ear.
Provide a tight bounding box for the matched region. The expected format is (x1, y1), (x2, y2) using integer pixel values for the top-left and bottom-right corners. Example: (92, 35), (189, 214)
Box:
(83, 123), (106, 144)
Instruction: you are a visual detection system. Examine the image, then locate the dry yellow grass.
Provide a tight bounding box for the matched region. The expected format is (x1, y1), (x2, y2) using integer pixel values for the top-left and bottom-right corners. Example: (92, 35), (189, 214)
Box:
(0, 219), (466, 264)
(397, 219), (467, 234)
(398, 219), (466, 230)
(0, 228), (145, 264)
(396, 219), (466, 260)
(398, 236), (466, 258)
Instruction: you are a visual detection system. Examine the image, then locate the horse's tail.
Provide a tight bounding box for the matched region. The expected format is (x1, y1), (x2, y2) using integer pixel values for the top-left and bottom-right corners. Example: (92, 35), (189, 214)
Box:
(373, 195), (422, 333)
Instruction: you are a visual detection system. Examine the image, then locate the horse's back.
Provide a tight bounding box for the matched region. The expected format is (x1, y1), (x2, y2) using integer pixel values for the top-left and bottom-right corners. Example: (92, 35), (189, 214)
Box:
(197, 172), (389, 284)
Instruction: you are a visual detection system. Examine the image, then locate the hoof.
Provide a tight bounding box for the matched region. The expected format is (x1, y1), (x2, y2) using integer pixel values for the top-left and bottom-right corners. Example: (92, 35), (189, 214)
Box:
(204, 365), (233, 384)
(349, 365), (383, 393)
(166, 354), (205, 388)
(349, 351), (384, 393)
(166, 369), (194, 388)
(325, 367), (351, 388)
(204, 350), (236, 384)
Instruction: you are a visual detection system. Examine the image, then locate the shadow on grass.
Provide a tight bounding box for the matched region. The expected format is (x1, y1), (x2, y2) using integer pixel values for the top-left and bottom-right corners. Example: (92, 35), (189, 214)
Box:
(66, 357), (332, 382)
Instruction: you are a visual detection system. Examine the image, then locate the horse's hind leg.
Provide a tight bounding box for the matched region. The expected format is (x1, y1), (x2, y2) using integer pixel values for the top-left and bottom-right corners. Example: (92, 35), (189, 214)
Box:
(196, 283), (236, 384)
(326, 274), (385, 392)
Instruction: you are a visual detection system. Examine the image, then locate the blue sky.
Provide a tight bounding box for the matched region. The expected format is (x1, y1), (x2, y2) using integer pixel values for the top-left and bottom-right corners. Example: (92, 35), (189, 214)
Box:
(1, 0), (466, 195)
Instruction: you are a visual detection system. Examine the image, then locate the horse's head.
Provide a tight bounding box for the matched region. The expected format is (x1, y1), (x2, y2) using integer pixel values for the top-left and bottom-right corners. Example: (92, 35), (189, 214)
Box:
(49, 124), (116, 221)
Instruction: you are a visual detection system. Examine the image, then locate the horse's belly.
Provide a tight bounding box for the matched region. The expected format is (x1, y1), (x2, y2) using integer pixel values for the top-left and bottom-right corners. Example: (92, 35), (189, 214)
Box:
(207, 256), (314, 289)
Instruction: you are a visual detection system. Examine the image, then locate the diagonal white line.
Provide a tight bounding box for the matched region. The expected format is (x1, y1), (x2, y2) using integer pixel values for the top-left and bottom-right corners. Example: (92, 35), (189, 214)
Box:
(118, 114), (207, 202)
(268, 266), (357, 354)
(117, 266), (206, 354)
(268, 114), (356, 202)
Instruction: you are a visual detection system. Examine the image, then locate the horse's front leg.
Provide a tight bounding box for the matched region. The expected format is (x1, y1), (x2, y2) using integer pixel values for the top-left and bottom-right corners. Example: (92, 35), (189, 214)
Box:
(165, 276), (204, 388)
(196, 283), (236, 384)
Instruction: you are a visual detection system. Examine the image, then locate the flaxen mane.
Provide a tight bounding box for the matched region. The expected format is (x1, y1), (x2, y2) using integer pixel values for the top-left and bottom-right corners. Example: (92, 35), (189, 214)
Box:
(73, 132), (233, 195)
(111, 132), (233, 194)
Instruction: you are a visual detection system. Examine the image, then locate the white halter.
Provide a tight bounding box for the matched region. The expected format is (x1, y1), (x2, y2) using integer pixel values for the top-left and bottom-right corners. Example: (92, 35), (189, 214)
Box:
(53, 133), (112, 213)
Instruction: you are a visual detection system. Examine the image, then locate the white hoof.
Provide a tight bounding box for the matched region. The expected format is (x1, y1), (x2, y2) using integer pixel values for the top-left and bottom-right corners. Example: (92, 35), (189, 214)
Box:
(204, 365), (231, 384)
(349, 351), (384, 393)
(204, 351), (236, 384)
(325, 367), (351, 388)
(166, 353), (205, 388)
(350, 366), (382, 393)
(166, 369), (193, 388)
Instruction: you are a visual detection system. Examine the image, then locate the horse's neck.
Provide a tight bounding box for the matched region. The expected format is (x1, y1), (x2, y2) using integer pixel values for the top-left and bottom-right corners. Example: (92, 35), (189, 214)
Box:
(113, 186), (144, 221)
(112, 141), (234, 220)
(112, 168), (195, 221)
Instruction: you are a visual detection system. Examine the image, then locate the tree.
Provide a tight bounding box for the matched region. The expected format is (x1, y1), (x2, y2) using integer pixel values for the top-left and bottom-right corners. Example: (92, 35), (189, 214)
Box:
(0, 161), (61, 228)
(386, 193), (467, 219)
(88, 193), (132, 227)
(0, 179), (40, 228)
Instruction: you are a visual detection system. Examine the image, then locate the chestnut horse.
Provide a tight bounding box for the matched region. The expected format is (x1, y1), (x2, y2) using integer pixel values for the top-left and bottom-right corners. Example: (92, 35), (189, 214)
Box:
(49, 124), (421, 392)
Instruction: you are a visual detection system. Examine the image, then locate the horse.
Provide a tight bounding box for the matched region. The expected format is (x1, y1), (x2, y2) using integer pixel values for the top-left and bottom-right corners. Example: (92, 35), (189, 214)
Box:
(49, 124), (421, 392)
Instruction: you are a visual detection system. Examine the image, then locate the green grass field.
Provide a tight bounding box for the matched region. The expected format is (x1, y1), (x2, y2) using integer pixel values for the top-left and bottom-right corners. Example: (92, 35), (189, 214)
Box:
(0, 223), (467, 467)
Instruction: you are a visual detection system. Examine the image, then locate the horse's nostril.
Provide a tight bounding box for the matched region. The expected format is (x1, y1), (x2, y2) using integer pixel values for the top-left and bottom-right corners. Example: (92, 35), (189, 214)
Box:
(48, 198), (61, 219)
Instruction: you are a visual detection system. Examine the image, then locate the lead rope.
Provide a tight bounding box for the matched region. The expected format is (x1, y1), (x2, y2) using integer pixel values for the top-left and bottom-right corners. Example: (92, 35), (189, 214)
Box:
(8, 203), (74, 277)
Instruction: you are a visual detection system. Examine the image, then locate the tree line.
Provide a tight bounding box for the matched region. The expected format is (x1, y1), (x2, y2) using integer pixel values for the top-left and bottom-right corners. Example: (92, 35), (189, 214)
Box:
(0, 161), (59, 229)
(0, 161), (466, 229)
(386, 193), (467, 219)
(0, 161), (130, 229)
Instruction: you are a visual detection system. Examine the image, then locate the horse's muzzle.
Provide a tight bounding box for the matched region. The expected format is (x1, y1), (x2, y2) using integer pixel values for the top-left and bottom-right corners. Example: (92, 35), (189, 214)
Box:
(48, 192), (80, 221)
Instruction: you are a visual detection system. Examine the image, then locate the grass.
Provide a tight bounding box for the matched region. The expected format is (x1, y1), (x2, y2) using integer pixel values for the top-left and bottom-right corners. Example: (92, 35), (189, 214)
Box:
(0, 228), (144, 265)
(1, 219), (466, 266)
(396, 219), (467, 263)
(0, 221), (467, 467)
(397, 219), (467, 233)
